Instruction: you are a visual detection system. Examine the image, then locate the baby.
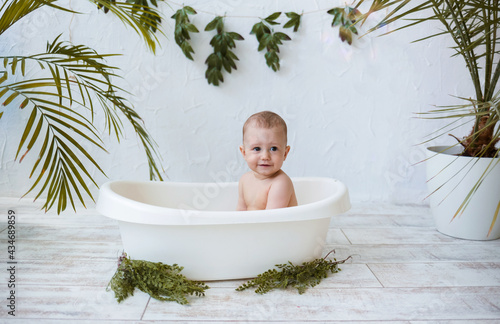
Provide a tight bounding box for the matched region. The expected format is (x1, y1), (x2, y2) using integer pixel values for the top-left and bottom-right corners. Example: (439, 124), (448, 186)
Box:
(237, 111), (298, 211)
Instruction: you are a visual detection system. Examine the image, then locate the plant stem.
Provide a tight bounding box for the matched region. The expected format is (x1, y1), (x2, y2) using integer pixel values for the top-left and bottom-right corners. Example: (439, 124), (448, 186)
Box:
(483, 1), (492, 101)
(485, 0), (499, 101)
(443, 0), (483, 101)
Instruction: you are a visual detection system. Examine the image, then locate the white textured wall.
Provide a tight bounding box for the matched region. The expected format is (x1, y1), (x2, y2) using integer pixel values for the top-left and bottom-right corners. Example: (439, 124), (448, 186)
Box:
(0, 0), (473, 208)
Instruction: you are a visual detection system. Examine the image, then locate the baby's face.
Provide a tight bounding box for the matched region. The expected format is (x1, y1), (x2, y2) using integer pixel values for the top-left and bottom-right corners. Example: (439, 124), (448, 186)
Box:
(240, 125), (290, 179)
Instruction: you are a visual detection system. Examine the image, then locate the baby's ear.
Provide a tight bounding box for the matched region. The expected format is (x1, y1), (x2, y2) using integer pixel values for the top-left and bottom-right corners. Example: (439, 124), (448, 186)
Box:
(239, 145), (246, 157)
(284, 145), (291, 159)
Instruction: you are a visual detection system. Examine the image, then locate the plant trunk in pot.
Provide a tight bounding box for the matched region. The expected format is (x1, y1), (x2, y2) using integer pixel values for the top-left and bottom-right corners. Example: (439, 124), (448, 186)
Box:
(426, 146), (500, 240)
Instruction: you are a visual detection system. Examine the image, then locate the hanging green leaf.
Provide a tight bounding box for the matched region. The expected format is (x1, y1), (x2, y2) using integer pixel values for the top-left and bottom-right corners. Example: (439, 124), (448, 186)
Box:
(251, 15), (291, 72)
(171, 6), (199, 60)
(205, 15), (223, 33)
(327, 6), (362, 45)
(204, 16), (244, 86)
(284, 12), (302, 32)
(264, 12), (282, 25)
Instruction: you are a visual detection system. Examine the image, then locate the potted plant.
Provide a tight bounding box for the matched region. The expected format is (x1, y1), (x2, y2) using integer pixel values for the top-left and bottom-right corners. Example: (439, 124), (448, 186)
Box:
(0, 0), (165, 213)
(356, 0), (499, 239)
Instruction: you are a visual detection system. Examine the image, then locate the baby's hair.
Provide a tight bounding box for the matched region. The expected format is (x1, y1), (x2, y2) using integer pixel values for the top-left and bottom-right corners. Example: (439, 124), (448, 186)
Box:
(243, 111), (288, 142)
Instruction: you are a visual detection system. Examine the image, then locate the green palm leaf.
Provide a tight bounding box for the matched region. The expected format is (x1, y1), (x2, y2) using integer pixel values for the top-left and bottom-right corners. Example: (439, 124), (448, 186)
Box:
(356, 0), (499, 232)
(1, 0), (165, 213)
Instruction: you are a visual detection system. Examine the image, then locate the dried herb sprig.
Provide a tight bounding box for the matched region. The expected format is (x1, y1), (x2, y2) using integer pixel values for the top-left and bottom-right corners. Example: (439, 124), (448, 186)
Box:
(171, 6), (199, 60)
(327, 7), (362, 45)
(236, 250), (352, 295)
(107, 253), (210, 304)
(251, 12), (291, 72)
(204, 16), (244, 86)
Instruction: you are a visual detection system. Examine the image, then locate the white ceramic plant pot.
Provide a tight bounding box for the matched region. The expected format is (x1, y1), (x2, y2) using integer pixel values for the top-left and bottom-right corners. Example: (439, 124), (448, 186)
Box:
(426, 146), (500, 240)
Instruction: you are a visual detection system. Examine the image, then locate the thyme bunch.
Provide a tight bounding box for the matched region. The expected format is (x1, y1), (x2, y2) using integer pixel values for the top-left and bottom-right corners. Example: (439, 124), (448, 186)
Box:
(236, 251), (352, 294)
(107, 253), (210, 304)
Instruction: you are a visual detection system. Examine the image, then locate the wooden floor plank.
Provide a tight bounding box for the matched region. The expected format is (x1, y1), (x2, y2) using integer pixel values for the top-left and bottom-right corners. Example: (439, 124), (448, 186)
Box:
(332, 213), (434, 228)
(330, 243), (500, 264)
(2, 285), (149, 321)
(207, 264), (382, 289)
(369, 262), (500, 288)
(341, 227), (467, 245)
(346, 203), (430, 216)
(0, 239), (124, 261)
(142, 287), (500, 322)
(1, 199), (500, 323)
(14, 224), (121, 243)
(0, 260), (118, 287)
(326, 228), (351, 245)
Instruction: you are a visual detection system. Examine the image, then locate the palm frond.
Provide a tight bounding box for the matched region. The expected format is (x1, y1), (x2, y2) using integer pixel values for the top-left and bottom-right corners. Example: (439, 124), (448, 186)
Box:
(356, 0), (499, 228)
(1, 35), (164, 213)
(0, 0), (77, 36)
(91, 0), (164, 53)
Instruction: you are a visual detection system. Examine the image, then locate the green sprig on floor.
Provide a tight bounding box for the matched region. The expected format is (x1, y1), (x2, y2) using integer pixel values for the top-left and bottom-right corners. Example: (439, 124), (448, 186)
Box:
(236, 250), (352, 294)
(107, 253), (210, 304)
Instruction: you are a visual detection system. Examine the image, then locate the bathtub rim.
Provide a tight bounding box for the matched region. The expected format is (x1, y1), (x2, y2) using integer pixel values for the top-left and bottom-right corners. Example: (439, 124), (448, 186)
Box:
(96, 177), (350, 225)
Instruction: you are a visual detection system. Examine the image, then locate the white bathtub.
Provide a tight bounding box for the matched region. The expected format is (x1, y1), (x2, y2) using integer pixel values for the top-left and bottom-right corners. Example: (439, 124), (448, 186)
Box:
(96, 177), (350, 281)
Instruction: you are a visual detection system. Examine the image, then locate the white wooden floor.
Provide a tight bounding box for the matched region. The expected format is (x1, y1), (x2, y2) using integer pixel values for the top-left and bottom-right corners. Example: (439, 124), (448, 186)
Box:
(1, 197), (500, 323)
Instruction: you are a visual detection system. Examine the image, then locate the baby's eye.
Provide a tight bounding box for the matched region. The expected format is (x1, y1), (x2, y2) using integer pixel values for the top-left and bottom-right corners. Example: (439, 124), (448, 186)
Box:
(270, 147), (278, 152)
(252, 147), (261, 152)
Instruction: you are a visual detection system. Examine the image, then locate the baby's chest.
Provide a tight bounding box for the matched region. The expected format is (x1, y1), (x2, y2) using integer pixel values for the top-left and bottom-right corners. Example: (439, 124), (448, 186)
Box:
(245, 183), (271, 208)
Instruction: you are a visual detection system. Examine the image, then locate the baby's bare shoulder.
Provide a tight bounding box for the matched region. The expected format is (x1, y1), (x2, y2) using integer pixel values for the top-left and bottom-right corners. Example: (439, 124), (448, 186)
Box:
(239, 171), (252, 183)
(272, 171), (293, 187)
(238, 172), (253, 189)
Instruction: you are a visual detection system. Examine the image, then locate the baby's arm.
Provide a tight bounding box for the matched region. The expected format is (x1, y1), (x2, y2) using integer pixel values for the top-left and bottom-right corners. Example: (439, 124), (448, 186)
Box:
(236, 177), (247, 211)
(265, 175), (294, 209)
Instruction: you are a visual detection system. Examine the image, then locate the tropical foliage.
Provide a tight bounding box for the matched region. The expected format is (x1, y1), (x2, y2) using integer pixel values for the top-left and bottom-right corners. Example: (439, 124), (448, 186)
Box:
(0, 0), (165, 213)
(355, 0), (499, 226)
(356, 0), (499, 159)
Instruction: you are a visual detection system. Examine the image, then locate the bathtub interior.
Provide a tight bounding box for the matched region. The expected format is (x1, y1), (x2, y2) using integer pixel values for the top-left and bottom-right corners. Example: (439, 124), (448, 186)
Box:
(108, 178), (341, 211)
